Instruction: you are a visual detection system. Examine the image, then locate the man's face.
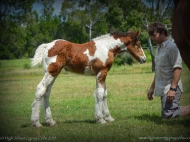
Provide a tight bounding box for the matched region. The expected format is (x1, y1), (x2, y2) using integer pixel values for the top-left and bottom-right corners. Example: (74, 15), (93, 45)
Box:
(150, 31), (162, 45)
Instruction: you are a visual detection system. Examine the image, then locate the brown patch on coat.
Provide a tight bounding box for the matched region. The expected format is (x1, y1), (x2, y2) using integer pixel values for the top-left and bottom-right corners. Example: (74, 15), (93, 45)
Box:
(95, 51), (114, 87)
(111, 32), (132, 44)
(110, 46), (124, 56)
(89, 58), (104, 75)
(97, 68), (108, 87)
(106, 51), (114, 68)
(47, 40), (97, 76)
(48, 63), (61, 77)
(127, 45), (141, 62)
(112, 32), (144, 62)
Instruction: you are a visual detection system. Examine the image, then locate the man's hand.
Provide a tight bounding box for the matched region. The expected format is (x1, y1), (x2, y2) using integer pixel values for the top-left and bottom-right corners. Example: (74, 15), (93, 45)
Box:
(167, 90), (176, 102)
(147, 88), (154, 101)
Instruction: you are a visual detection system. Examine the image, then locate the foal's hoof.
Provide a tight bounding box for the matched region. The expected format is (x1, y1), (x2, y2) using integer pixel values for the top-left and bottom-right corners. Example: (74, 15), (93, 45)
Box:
(32, 122), (43, 128)
(104, 116), (115, 122)
(96, 119), (107, 124)
(31, 120), (42, 128)
(35, 123), (43, 128)
(49, 120), (56, 127)
(105, 117), (115, 122)
(46, 118), (56, 127)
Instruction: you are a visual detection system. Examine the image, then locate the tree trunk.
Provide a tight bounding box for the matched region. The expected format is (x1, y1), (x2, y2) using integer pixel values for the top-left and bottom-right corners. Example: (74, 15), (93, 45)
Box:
(148, 37), (155, 72)
(89, 23), (92, 41)
(142, 15), (156, 72)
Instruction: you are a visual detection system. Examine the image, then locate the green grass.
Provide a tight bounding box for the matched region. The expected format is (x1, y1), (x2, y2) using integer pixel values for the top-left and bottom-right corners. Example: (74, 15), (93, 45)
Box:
(0, 59), (190, 142)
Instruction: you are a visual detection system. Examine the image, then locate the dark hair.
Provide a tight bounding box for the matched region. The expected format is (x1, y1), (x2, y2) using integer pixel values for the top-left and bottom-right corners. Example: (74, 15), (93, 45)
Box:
(148, 22), (168, 36)
(110, 31), (133, 37)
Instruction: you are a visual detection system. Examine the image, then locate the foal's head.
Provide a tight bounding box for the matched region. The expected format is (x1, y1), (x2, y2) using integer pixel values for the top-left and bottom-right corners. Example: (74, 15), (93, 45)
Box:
(111, 31), (146, 64)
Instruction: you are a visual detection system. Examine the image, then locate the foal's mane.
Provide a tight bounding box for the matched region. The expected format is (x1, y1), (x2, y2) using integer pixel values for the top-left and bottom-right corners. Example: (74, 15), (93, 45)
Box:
(92, 31), (133, 41)
(110, 31), (133, 37)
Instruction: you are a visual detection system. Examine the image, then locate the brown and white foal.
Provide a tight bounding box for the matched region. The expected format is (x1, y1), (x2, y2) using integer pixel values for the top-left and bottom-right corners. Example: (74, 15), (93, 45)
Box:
(31, 31), (146, 127)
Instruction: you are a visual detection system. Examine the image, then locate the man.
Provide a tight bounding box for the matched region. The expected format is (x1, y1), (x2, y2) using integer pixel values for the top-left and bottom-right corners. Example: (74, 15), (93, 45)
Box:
(147, 22), (190, 118)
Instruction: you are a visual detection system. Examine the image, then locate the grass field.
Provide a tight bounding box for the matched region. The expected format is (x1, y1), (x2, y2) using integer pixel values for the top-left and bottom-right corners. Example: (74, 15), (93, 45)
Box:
(0, 59), (189, 142)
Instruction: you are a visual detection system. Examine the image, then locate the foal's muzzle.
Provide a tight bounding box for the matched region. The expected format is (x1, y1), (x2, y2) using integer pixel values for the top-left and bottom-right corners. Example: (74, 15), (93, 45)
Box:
(140, 56), (146, 64)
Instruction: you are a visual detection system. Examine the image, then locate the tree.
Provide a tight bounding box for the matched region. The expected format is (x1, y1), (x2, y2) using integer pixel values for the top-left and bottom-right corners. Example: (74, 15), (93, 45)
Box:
(141, 0), (175, 72)
(143, 0), (174, 22)
(0, 0), (36, 59)
(142, 14), (155, 72)
(59, 0), (106, 41)
(79, 0), (106, 40)
(0, 0), (175, 60)
(99, 0), (144, 32)
(38, 0), (54, 20)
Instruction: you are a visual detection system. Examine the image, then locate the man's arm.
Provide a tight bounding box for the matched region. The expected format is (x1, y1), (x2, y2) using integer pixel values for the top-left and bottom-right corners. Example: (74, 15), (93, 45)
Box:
(147, 75), (155, 101)
(167, 67), (182, 102)
(171, 67), (182, 89)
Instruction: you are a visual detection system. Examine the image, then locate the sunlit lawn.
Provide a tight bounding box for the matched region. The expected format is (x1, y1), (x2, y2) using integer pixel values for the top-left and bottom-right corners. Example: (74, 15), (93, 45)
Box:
(0, 59), (189, 142)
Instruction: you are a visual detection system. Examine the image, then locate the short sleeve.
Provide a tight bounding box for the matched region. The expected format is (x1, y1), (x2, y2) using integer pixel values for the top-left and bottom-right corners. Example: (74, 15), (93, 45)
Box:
(168, 44), (182, 69)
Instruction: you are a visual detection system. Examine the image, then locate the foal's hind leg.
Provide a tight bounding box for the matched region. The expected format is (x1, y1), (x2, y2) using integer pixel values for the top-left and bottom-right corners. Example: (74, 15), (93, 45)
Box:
(43, 77), (56, 126)
(31, 72), (54, 127)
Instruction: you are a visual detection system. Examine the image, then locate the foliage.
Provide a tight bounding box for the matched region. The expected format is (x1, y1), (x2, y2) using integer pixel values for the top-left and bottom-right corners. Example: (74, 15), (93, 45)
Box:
(114, 53), (135, 66)
(61, 20), (88, 43)
(144, 49), (152, 62)
(23, 63), (31, 69)
(0, 0), (174, 60)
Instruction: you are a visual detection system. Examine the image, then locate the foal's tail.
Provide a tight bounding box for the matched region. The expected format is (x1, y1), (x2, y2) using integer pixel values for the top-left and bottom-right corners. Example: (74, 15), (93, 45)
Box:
(31, 44), (47, 67)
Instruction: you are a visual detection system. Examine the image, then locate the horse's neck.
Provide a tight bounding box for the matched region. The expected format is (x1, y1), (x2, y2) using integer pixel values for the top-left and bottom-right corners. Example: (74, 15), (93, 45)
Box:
(93, 34), (125, 50)
(92, 34), (126, 56)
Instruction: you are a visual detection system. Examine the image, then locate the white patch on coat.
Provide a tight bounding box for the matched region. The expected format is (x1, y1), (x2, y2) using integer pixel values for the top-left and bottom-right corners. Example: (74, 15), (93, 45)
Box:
(31, 39), (64, 67)
(43, 40), (64, 71)
(45, 55), (57, 65)
(84, 34), (126, 65)
(44, 40), (60, 57)
(93, 34), (125, 50)
(84, 48), (108, 65)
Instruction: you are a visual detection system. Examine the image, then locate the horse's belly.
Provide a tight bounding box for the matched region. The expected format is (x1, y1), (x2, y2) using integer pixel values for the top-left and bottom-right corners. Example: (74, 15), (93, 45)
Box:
(63, 65), (95, 76)
(84, 66), (95, 76)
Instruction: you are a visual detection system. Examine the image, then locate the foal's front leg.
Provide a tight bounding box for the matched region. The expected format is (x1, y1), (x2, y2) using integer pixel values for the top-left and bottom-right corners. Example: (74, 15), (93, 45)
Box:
(94, 70), (115, 124)
(94, 85), (106, 124)
(102, 86), (115, 122)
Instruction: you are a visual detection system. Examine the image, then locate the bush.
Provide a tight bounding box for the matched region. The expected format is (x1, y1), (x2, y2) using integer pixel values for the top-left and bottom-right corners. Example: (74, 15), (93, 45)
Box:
(114, 54), (134, 66)
(114, 57), (123, 65)
(126, 56), (134, 66)
(23, 63), (31, 69)
(144, 50), (152, 62)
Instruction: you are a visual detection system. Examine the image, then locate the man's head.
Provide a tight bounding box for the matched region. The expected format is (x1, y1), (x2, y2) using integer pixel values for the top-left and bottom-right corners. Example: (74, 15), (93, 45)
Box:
(148, 22), (168, 45)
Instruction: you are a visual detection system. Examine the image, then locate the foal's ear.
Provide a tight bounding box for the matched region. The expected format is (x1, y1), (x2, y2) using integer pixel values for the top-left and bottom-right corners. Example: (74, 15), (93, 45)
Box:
(130, 30), (140, 39)
(135, 30), (140, 37)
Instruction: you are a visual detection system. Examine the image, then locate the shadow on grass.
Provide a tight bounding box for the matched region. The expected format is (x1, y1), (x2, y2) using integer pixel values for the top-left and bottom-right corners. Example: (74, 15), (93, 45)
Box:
(20, 119), (96, 128)
(20, 123), (58, 128)
(20, 123), (31, 128)
(61, 119), (96, 124)
(20, 122), (57, 128)
(135, 113), (190, 127)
